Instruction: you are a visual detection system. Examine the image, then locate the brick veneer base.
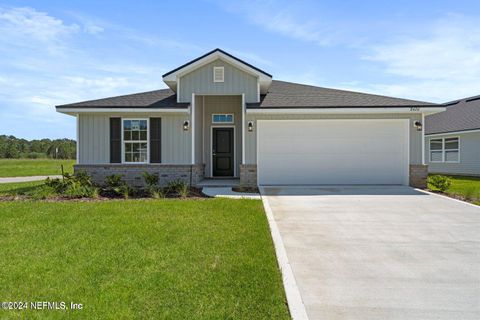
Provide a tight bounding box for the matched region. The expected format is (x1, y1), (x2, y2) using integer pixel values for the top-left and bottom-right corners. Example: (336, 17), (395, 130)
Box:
(409, 164), (428, 188)
(240, 164), (257, 187)
(74, 164), (205, 187)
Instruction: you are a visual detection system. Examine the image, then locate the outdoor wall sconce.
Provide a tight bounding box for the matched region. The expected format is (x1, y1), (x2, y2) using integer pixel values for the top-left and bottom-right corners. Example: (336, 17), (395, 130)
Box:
(248, 121), (254, 132)
(414, 121), (422, 131)
(183, 120), (190, 131)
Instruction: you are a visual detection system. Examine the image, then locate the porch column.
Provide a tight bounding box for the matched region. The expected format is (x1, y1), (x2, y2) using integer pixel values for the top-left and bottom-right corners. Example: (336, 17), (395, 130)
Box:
(241, 93), (245, 164)
(191, 93), (195, 165)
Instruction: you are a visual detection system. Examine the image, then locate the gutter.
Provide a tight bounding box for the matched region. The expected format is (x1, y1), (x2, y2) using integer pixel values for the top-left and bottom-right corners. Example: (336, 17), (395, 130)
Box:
(246, 106), (445, 114)
(425, 128), (480, 136)
(56, 107), (190, 116)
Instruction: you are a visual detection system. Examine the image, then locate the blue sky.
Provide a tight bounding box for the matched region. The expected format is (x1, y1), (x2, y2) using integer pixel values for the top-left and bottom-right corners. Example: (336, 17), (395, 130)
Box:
(1, 0), (479, 139)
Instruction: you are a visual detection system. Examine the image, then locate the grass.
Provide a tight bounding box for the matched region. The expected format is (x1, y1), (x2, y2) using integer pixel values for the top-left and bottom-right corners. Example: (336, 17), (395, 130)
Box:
(428, 175), (480, 205)
(0, 159), (75, 177)
(0, 199), (289, 319)
(0, 181), (45, 195)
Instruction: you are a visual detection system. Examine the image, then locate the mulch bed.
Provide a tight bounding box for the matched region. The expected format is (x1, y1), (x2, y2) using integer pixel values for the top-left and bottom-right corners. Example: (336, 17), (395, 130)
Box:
(0, 187), (208, 202)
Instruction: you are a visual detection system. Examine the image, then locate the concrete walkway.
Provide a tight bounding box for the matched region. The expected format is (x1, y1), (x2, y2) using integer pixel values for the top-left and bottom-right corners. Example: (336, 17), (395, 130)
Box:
(0, 175), (61, 184)
(261, 186), (480, 320)
(202, 187), (261, 199)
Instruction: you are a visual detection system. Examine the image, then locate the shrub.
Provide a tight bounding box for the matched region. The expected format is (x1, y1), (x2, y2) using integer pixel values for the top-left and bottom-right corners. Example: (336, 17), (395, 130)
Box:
(151, 188), (166, 199)
(120, 185), (130, 199)
(105, 174), (125, 188)
(142, 172), (159, 188)
(167, 179), (189, 198)
(428, 175), (452, 192)
(104, 174), (130, 198)
(74, 170), (93, 187)
(45, 171), (96, 198)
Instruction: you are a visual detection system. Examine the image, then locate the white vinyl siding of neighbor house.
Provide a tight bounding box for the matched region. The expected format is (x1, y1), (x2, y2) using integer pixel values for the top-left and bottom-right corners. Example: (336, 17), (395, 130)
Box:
(78, 114), (191, 164)
(178, 59), (258, 103)
(426, 131), (480, 176)
(244, 113), (423, 165)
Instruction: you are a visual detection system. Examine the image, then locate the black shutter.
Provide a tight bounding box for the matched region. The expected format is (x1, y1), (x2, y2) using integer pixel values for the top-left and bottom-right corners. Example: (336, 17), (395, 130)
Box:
(110, 118), (121, 163)
(150, 118), (161, 163)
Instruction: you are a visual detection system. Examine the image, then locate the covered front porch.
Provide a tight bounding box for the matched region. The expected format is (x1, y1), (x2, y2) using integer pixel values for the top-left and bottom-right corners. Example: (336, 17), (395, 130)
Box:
(191, 94), (246, 180)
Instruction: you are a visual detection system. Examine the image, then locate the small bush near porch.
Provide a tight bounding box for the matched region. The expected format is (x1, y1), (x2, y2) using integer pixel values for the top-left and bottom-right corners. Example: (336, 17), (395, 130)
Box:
(0, 199), (290, 319)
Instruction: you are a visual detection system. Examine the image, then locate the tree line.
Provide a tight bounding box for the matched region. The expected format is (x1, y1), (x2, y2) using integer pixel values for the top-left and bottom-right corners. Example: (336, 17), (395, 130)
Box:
(0, 135), (76, 159)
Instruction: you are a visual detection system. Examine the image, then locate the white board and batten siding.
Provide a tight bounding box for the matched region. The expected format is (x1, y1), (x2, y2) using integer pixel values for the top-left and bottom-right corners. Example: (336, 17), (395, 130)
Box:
(425, 131), (480, 176)
(256, 119), (410, 185)
(77, 114), (191, 165)
(178, 59), (258, 103)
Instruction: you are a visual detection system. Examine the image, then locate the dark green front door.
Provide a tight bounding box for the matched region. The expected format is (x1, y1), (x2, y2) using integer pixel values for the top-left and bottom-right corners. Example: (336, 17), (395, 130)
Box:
(212, 128), (234, 177)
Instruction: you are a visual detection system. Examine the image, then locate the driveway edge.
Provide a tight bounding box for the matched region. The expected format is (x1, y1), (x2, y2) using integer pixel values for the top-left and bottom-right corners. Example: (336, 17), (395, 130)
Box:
(260, 187), (309, 320)
(415, 188), (480, 208)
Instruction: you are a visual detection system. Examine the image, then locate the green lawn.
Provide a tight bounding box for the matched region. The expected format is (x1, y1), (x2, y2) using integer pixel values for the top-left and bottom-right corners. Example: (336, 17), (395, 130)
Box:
(0, 180), (45, 195)
(0, 199), (289, 319)
(428, 175), (480, 205)
(0, 159), (75, 177)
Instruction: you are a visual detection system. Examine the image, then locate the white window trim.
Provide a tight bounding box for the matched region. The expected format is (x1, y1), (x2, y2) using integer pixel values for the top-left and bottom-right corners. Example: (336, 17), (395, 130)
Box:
(121, 118), (150, 164)
(213, 66), (224, 83)
(429, 137), (460, 163)
(212, 113), (234, 124)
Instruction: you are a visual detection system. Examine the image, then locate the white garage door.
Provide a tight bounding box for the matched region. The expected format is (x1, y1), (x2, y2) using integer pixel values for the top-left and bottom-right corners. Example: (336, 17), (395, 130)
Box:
(257, 119), (409, 185)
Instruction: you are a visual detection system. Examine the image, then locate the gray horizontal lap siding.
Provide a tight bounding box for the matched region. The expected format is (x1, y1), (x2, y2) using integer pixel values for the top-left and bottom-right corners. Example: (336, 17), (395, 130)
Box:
(425, 131), (480, 176)
(244, 113), (423, 165)
(78, 114), (191, 165)
(178, 59), (258, 103)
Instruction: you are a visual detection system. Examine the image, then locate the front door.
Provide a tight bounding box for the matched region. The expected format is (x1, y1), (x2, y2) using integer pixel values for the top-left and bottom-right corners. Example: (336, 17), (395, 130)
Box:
(212, 127), (234, 176)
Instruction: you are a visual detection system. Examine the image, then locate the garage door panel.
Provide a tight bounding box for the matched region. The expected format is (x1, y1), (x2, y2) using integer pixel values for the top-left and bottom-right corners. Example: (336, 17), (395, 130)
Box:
(257, 120), (408, 185)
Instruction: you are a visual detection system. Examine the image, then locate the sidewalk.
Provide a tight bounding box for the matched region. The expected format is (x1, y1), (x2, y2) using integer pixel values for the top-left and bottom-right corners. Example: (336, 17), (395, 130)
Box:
(0, 175), (62, 184)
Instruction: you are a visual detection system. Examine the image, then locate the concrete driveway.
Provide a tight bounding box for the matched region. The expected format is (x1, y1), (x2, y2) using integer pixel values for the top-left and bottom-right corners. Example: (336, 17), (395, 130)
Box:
(261, 186), (480, 320)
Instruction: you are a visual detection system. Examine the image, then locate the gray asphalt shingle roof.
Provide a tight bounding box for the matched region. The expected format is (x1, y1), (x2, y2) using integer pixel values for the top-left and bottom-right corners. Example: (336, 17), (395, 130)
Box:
(56, 89), (188, 108)
(56, 80), (435, 109)
(247, 80), (434, 108)
(425, 95), (480, 135)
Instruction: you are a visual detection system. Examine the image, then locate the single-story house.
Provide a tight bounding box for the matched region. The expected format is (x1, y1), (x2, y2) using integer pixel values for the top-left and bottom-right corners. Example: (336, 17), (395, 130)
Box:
(425, 95), (480, 176)
(56, 48), (445, 187)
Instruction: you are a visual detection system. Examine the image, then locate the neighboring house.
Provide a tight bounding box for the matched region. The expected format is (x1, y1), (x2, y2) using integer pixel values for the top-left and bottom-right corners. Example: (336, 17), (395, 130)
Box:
(425, 96), (480, 176)
(56, 49), (445, 188)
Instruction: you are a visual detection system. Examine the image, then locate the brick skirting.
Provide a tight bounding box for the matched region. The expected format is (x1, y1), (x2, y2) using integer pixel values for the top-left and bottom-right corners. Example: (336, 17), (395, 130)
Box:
(74, 164), (205, 187)
(409, 164), (428, 188)
(240, 164), (257, 187)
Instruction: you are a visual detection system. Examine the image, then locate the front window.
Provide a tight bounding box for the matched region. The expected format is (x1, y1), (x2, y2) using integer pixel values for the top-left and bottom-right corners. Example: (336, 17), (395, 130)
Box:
(123, 119), (148, 163)
(429, 137), (459, 163)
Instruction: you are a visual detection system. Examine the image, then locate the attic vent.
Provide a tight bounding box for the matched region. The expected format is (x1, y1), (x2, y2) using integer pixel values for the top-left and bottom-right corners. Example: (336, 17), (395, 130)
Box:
(213, 67), (224, 82)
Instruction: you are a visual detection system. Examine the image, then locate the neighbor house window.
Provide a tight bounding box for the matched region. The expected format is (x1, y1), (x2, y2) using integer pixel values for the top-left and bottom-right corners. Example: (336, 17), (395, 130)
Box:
(213, 66), (224, 82)
(429, 137), (459, 163)
(212, 114), (234, 123)
(123, 119), (148, 163)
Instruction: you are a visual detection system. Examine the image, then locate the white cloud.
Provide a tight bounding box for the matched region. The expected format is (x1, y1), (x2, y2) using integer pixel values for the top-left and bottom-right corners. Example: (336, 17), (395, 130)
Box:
(0, 6), (79, 42)
(0, 6), (184, 138)
(364, 15), (480, 102)
(216, 0), (333, 46)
